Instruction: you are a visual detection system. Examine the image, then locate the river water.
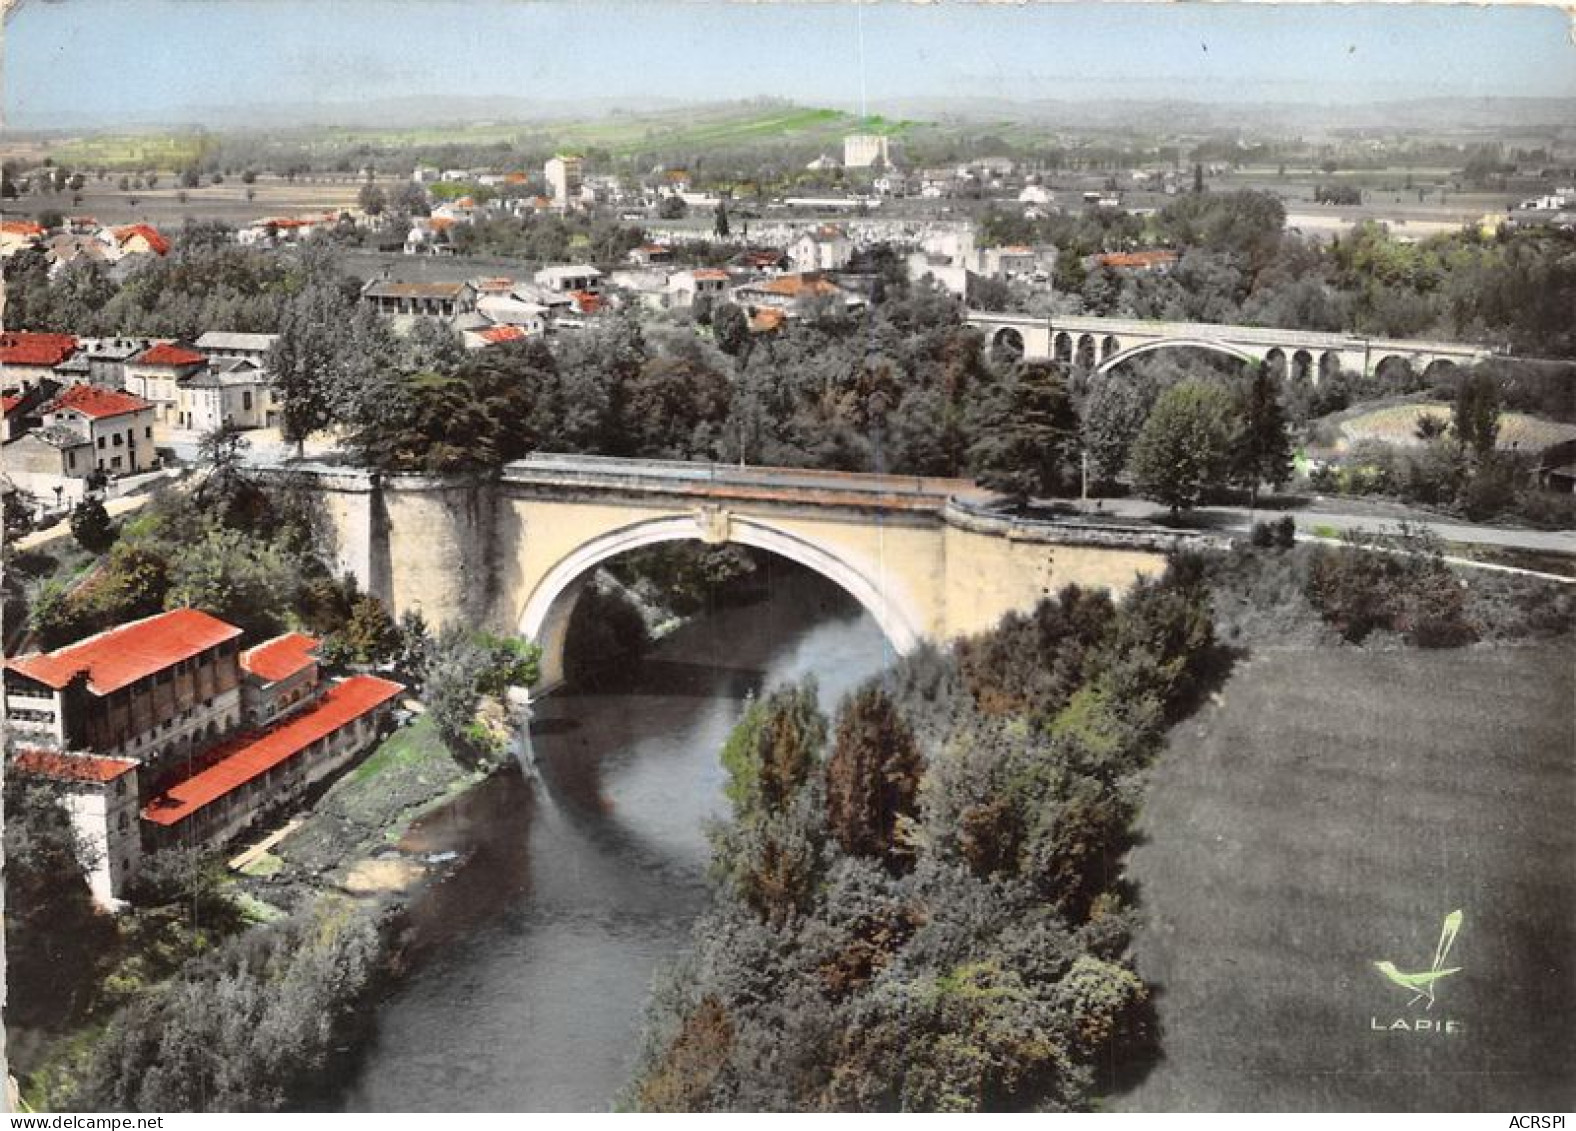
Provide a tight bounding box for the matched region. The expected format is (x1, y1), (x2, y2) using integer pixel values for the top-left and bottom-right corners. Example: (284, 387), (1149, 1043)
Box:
(339, 564), (894, 1112)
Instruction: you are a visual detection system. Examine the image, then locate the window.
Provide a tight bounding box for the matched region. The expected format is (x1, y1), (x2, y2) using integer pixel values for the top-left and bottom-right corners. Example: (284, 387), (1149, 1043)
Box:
(97, 436), (105, 449)
(145, 426), (153, 438)
(113, 432), (123, 446)
(68, 452), (77, 470)
(242, 391), (253, 411)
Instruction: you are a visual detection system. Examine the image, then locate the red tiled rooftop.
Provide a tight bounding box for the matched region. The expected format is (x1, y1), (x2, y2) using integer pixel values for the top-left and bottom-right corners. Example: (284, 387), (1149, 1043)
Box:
(136, 342), (206, 367)
(113, 224), (170, 255)
(478, 325), (528, 344)
(240, 632), (320, 683)
(13, 749), (137, 785)
(690, 268), (730, 281)
(141, 675), (404, 827)
(44, 384), (152, 420)
(570, 291), (603, 313)
(1, 395), (19, 415)
(6, 609), (242, 695)
(1, 221), (45, 237)
(1, 331), (79, 367)
(751, 274), (841, 298)
(1095, 250), (1179, 269)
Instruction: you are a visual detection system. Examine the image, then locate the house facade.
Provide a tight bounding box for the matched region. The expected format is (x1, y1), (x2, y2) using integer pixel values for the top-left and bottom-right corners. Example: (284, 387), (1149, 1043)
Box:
(39, 385), (158, 476)
(124, 342), (207, 423)
(10, 750), (142, 907)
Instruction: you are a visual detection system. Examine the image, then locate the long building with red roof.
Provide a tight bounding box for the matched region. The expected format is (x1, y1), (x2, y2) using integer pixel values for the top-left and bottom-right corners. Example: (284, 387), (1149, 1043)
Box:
(142, 674), (403, 845)
(5, 609), (245, 772)
(7, 611), (409, 903)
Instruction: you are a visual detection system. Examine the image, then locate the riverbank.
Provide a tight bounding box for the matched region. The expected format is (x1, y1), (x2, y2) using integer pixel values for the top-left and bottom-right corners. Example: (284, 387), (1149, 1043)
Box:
(14, 712), (512, 1111)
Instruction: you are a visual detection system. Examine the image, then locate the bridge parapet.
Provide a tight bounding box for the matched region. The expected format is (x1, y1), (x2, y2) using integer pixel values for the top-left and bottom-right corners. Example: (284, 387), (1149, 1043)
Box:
(943, 498), (1223, 553)
(503, 453), (982, 514)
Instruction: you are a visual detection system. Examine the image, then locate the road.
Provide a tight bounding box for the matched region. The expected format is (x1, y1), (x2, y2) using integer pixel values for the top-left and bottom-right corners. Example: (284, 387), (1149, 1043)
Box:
(152, 431), (1576, 559)
(1055, 495), (1576, 556)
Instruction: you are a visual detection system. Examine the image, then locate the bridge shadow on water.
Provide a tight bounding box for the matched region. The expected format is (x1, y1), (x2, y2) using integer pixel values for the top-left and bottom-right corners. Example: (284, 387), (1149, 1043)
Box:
(553, 657), (767, 700)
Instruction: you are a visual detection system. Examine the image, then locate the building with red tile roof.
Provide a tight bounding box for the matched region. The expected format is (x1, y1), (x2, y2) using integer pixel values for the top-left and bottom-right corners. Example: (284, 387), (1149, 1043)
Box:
(1, 331), (79, 383)
(476, 325), (529, 345)
(135, 342), (206, 368)
(241, 632), (321, 684)
(240, 632), (322, 726)
(143, 674), (404, 845)
(125, 342), (208, 424)
(35, 382), (159, 477)
(7, 609), (410, 902)
(7, 608), (242, 696)
(43, 384), (151, 420)
(1091, 250), (1179, 272)
(4, 609), (245, 785)
(0, 220), (46, 256)
(10, 748), (143, 906)
(112, 223), (171, 256)
(13, 748), (138, 784)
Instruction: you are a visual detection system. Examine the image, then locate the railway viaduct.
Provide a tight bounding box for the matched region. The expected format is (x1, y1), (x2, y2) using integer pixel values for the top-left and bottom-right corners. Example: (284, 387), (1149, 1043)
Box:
(967, 311), (1493, 382)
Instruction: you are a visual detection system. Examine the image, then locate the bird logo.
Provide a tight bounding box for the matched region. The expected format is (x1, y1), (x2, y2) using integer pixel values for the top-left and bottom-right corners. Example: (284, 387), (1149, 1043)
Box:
(1373, 910), (1463, 1010)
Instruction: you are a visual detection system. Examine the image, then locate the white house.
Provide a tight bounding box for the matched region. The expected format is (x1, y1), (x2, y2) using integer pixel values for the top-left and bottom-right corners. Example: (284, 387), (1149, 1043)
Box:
(534, 265), (604, 294)
(788, 226), (853, 273)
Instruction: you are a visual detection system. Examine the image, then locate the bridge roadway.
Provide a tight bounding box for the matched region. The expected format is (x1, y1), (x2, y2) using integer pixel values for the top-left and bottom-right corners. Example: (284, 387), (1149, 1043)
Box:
(966, 310), (1493, 380)
(285, 453), (1211, 691)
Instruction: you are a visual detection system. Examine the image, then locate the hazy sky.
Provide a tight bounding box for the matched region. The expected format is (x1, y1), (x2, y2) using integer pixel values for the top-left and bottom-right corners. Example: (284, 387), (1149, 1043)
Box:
(4, 1), (1574, 129)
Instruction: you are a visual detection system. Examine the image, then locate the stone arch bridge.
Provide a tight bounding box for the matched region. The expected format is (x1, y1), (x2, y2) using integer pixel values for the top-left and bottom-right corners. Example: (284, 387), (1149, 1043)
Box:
(967, 311), (1493, 383)
(283, 454), (1208, 692)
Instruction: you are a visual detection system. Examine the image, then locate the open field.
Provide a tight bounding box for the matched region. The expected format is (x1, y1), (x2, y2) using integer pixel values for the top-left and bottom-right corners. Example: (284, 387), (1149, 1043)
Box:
(1328, 399), (1576, 453)
(1114, 643), (1575, 1111)
(3, 173), (381, 228)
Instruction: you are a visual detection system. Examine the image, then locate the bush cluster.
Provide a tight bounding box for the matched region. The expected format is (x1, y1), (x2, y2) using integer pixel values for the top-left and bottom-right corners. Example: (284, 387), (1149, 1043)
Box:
(629, 563), (1219, 1111)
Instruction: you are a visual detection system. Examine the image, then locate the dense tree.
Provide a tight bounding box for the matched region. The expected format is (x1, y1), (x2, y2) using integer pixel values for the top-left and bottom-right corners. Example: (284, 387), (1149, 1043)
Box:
(70, 496), (116, 554)
(1232, 364), (1294, 505)
(1453, 369), (1502, 459)
(163, 524), (297, 639)
(824, 685), (923, 866)
(968, 362), (1079, 502)
(711, 301), (751, 361)
(1080, 377), (1151, 484)
(421, 625), (540, 759)
(357, 182), (387, 216)
(267, 280), (355, 455)
(1129, 379), (1240, 514)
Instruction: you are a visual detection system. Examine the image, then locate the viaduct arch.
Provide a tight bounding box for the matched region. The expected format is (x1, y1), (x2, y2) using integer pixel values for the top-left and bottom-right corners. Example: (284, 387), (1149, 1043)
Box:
(969, 311), (1492, 382)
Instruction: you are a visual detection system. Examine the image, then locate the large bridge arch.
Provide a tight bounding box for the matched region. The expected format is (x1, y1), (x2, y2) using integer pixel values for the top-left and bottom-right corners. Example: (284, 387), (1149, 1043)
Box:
(1095, 336), (1257, 375)
(518, 511), (924, 691)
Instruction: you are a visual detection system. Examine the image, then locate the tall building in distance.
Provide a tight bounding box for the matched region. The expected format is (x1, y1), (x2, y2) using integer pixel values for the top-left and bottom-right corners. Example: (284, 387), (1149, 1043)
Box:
(545, 154), (584, 206)
(843, 133), (890, 169)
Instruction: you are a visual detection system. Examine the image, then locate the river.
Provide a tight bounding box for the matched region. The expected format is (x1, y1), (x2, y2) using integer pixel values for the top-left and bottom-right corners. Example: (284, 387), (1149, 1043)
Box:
(339, 563), (895, 1112)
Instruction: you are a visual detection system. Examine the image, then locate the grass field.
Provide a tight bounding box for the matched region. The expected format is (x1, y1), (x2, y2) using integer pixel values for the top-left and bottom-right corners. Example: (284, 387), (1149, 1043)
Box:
(1114, 643), (1575, 1112)
(5, 173), (383, 228)
(1332, 400), (1576, 454)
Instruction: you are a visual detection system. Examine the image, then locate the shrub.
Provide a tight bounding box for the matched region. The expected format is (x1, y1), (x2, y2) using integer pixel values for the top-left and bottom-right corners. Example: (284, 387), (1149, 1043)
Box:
(70, 496), (116, 554)
(1304, 531), (1475, 647)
